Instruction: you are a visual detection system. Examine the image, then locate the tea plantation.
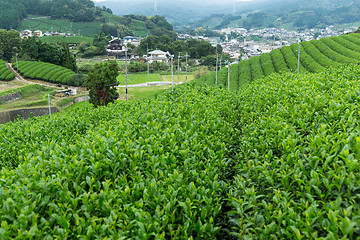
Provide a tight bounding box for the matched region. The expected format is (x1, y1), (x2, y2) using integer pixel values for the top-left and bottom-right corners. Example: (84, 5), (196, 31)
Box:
(1, 64), (360, 238)
(200, 33), (360, 91)
(0, 61), (15, 81)
(15, 61), (79, 86)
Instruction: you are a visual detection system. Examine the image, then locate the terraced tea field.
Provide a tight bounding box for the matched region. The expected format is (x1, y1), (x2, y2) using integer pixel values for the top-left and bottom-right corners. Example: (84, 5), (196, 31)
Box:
(199, 33), (360, 91)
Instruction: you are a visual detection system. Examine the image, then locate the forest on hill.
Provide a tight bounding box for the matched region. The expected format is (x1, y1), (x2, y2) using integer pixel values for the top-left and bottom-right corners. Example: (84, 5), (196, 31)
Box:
(0, 0), (111, 30)
(0, 0), (177, 39)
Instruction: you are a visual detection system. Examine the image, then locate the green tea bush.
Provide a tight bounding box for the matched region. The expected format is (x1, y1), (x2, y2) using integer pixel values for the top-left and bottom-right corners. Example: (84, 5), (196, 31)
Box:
(332, 35), (360, 53)
(0, 60), (15, 81)
(321, 38), (360, 59)
(16, 61), (76, 85)
(280, 45), (307, 73)
(2, 64), (360, 238)
(194, 34), (360, 91)
(0, 84), (238, 239)
(311, 40), (357, 64)
(270, 48), (289, 73)
(301, 41), (338, 67)
(238, 60), (252, 87)
(290, 43), (323, 72)
(227, 64), (360, 239)
(249, 56), (264, 81)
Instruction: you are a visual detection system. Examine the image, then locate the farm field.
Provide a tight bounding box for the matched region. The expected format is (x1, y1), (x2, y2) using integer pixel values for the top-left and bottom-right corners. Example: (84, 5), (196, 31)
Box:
(0, 84), (57, 110)
(15, 61), (79, 86)
(1, 64), (360, 238)
(0, 80), (27, 93)
(0, 61), (15, 81)
(39, 36), (93, 45)
(19, 18), (101, 37)
(198, 33), (360, 90)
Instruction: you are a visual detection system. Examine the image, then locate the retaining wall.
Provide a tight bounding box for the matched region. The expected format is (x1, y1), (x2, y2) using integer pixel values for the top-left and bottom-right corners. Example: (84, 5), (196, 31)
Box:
(0, 107), (58, 124)
(1, 92), (22, 104)
(62, 95), (90, 108)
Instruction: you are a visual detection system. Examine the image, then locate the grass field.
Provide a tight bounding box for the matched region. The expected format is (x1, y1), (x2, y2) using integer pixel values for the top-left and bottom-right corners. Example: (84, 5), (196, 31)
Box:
(19, 18), (101, 37)
(0, 85), (57, 111)
(117, 72), (195, 85)
(0, 80), (27, 94)
(118, 85), (172, 100)
(39, 36), (93, 45)
(117, 73), (163, 85)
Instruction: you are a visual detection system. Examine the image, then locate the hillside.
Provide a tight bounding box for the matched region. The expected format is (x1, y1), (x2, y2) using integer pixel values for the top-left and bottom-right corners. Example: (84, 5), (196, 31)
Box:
(1, 63), (360, 238)
(198, 33), (360, 91)
(0, 0), (176, 38)
(187, 0), (360, 30)
(18, 13), (176, 38)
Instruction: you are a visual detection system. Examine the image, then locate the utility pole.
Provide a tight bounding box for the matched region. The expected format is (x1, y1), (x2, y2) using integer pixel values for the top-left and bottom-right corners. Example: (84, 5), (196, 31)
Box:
(185, 53), (189, 82)
(297, 38), (301, 74)
(219, 56), (222, 70)
(85, 91), (87, 110)
(48, 94), (51, 120)
(154, 0), (158, 13)
(215, 53), (218, 85)
(228, 62), (230, 92)
(167, 52), (174, 92)
(233, 0), (236, 15)
(125, 47), (128, 101)
(177, 52), (181, 83)
(147, 58), (150, 86)
(147, 43), (149, 86)
(116, 29), (120, 60)
(277, 18), (283, 43)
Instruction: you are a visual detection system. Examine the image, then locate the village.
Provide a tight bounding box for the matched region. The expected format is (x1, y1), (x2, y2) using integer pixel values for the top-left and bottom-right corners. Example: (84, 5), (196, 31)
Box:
(20, 24), (358, 64)
(180, 25), (358, 60)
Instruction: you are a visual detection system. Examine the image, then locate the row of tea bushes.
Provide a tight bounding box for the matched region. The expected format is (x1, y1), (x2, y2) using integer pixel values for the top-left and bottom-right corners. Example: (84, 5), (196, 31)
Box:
(15, 61), (80, 86)
(199, 33), (360, 90)
(0, 60), (15, 81)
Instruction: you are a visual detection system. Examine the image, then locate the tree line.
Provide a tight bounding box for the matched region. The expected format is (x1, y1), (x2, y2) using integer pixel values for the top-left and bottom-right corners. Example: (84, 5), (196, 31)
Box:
(0, 0), (112, 30)
(0, 29), (76, 72)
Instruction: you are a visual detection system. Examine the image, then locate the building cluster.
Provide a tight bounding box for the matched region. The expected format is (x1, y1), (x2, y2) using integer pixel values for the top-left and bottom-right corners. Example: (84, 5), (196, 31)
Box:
(106, 37), (169, 63)
(20, 29), (76, 38)
(217, 26), (357, 59)
(181, 25), (357, 60)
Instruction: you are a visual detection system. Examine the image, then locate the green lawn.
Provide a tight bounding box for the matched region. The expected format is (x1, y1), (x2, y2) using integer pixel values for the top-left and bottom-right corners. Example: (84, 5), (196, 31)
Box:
(117, 73), (163, 85)
(118, 85), (172, 101)
(117, 72), (195, 85)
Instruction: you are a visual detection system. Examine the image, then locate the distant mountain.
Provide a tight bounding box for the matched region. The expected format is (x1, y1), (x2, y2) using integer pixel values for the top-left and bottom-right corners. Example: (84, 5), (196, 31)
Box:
(0, 0), (177, 38)
(94, 0), (261, 27)
(95, 0), (360, 30)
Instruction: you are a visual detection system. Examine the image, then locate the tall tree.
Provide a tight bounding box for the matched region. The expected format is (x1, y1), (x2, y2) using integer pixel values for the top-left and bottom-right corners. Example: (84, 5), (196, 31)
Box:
(61, 41), (77, 72)
(84, 61), (119, 107)
(0, 30), (21, 62)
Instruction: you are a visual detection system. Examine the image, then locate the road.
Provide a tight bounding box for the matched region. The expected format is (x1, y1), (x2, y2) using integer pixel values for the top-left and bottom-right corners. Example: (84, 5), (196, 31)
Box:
(6, 63), (78, 92)
(6, 63), (179, 90)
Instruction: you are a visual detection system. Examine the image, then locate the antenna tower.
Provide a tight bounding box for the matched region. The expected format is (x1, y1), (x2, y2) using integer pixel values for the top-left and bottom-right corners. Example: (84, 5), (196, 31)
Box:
(233, 0), (236, 15)
(154, 0), (158, 13)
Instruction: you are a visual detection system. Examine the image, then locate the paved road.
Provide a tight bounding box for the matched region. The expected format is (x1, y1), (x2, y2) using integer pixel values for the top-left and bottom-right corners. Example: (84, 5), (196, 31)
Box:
(117, 81), (183, 88)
